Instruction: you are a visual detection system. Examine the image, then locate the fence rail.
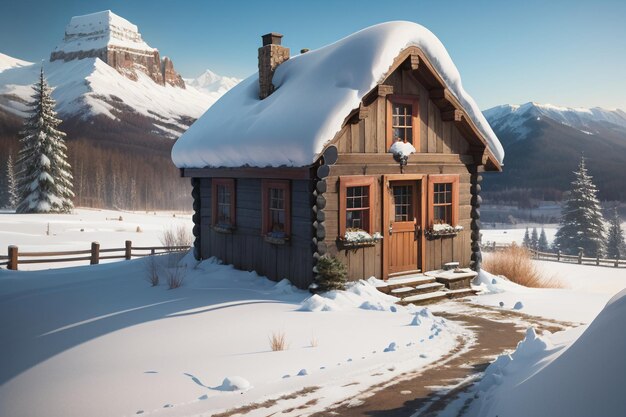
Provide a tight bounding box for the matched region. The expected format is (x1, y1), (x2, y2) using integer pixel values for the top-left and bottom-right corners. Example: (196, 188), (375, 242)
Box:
(483, 242), (625, 268)
(3, 241), (190, 271)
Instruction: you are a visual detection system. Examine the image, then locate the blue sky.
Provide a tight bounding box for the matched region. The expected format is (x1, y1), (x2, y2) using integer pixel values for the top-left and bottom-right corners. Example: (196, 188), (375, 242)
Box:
(1, 0), (625, 110)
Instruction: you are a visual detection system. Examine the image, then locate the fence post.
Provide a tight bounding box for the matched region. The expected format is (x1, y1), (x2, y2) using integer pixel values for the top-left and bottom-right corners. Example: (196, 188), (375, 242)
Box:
(578, 249), (583, 264)
(90, 242), (100, 265)
(596, 255), (600, 266)
(125, 240), (132, 260)
(151, 248), (155, 256)
(492, 242), (496, 252)
(557, 250), (561, 262)
(616, 257), (620, 268)
(8, 245), (18, 270)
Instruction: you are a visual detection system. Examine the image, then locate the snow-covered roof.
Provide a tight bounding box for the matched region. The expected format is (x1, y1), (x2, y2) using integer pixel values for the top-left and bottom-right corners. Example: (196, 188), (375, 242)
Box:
(53, 10), (156, 55)
(172, 21), (504, 169)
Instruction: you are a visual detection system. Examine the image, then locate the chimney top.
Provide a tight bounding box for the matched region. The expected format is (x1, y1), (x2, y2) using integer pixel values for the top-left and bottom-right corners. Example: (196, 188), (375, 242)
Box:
(262, 32), (283, 46)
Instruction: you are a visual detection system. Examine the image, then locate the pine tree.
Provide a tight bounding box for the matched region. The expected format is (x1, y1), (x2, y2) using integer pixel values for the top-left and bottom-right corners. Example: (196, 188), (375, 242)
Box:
(522, 227), (531, 248)
(554, 157), (606, 256)
(6, 153), (19, 209)
(530, 227), (539, 250)
(313, 256), (347, 292)
(606, 208), (625, 260)
(15, 67), (74, 213)
(538, 227), (549, 252)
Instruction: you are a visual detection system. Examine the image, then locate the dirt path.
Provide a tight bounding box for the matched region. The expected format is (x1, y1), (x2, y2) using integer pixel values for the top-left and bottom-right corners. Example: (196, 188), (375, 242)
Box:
(308, 304), (575, 417)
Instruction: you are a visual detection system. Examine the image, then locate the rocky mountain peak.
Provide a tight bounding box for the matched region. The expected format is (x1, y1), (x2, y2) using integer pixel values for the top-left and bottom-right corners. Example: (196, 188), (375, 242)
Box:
(50, 10), (185, 88)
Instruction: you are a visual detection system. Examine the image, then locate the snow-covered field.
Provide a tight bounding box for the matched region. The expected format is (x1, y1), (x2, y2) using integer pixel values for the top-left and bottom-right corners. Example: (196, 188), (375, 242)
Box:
(481, 224), (558, 246)
(0, 254), (462, 417)
(1, 211), (625, 416)
(0, 208), (192, 270)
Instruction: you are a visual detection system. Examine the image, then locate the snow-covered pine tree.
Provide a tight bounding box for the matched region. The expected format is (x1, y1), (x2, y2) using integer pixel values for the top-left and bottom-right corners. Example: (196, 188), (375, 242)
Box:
(538, 227), (549, 252)
(15, 67), (74, 213)
(522, 227), (531, 248)
(6, 153), (19, 209)
(530, 227), (539, 250)
(554, 157), (606, 257)
(606, 208), (625, 260)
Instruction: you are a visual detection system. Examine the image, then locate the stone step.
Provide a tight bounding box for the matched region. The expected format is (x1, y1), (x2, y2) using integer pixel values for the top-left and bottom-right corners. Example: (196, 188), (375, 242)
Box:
(390, 282), (446, 300)
(377, 275), (436, 294)
(426, 268), (478, 290)
(445, 288), (479, 299)
(398, 291), (448, 305)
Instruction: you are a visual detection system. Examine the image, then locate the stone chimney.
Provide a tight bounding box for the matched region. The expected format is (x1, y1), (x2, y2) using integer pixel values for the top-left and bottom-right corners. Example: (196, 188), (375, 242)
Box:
(258, 32), (289, 99)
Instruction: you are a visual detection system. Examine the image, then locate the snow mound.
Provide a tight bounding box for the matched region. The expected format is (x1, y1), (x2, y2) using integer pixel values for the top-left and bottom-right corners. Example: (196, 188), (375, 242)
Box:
(299, 294), (339, 312)
(389, 140), (416, 157)
(473, 288), (626, 417)
(216, 376), (251, 392)
(172, 21), (504, 168)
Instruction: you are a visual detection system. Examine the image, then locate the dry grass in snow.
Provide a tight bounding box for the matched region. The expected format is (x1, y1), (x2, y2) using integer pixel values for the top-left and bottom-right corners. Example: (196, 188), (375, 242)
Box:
(483, 245), (562, 288)
(269, 331), (288, 351)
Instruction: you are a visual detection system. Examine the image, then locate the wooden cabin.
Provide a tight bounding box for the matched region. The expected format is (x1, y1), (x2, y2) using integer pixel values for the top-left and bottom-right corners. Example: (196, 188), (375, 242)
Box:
(172, 22), (503, 289)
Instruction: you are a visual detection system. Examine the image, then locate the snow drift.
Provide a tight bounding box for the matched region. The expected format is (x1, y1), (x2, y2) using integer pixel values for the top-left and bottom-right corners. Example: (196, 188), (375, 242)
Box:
(471, 288), (626, 417)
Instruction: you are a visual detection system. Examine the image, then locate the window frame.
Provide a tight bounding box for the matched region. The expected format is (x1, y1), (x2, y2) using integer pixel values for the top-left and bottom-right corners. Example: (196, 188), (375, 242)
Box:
(211, 178), (236, 227)
(261, 179), (291, 236)
(427, 174), (459, 227)
(386, 95), (420, 149)
(339, 176), (376, 236)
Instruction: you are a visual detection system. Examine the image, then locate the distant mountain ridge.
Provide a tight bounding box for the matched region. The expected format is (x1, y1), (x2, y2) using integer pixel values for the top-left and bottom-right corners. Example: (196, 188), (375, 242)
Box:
(0, 10), (240, 210)
(0, 10), (240, 140)
(483, 102), (626, 201)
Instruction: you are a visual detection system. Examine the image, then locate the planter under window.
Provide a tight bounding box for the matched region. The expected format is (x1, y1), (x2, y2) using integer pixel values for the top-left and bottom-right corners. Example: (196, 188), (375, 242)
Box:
(425, 225), (463, 240)
(212, 224), (235, 234)
(338, 230), (383, 250)
(264, 232), (289, 245)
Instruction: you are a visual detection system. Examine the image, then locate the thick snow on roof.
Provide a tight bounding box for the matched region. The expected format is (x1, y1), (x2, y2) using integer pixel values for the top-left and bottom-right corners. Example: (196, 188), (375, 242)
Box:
(172, 21), (504, 169)
(53, 10), (156, 55)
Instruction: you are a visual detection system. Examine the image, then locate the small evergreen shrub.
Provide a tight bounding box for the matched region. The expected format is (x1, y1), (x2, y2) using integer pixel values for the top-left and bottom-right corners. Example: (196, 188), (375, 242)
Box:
(314, 256), (347, 292)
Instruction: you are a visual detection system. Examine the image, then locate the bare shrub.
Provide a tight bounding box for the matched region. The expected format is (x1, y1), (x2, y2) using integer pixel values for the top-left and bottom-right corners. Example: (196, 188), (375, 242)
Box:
(483, 244), (562, 288)
(145, 255), (160, 286)
(269, 331), (288, 351)
(160, 225), (192, 249)
(165, 265), (187, 289)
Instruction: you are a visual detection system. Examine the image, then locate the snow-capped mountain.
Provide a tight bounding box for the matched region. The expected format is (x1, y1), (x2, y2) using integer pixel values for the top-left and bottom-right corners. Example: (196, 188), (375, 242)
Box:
(482, 102), (626, 201)
(185, 69), (240, 97)
(0, 10), (239, 139)
(484, 102), (626, 141)
(0, 53), (32, 72)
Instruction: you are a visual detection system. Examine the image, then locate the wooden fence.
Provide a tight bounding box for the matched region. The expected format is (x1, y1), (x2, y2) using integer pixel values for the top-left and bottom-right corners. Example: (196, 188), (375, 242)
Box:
(0, 241), (190, 271)
(482, 242), (625, 268)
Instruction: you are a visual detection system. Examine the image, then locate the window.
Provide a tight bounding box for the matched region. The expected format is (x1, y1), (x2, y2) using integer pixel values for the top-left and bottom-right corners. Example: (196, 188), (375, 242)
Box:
(428, 175), (459, 227)
(211, 179), (235, 227)
(339, 176), (376, 235)
(393, 185), (413, 221)
(386, 96), (419, 148)
(262, 180), (291, 237)
(433, 183), (452, 224)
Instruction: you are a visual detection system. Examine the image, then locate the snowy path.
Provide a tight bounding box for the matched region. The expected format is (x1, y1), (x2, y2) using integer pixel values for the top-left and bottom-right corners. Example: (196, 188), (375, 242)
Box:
(305, 303), (575, 417)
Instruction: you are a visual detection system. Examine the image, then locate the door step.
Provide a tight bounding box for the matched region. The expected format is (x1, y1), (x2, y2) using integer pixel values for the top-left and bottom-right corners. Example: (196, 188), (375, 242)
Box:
(376, 274), (436, 294)
(376, 268), (478, 306)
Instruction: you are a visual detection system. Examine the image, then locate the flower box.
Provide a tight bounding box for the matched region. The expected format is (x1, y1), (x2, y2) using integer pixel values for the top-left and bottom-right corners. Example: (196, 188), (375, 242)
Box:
(425, 224), (463, 240)
(338, 230), (383, 249)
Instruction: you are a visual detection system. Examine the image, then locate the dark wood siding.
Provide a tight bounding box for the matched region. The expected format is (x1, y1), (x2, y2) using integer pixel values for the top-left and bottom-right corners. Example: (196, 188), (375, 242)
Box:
(198, 178), (314, 288)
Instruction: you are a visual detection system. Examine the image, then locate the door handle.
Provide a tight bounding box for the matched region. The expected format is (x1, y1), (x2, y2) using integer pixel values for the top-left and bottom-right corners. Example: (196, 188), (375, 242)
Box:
(389, 224), (393, 236)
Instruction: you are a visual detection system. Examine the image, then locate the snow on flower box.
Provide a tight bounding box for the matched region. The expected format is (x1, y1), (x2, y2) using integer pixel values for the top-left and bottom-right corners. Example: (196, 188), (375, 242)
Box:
(425, 224), (463, 240)
(338, 229), (383, 249)
(212, 224), (235, 234)
(264, 231), (289, 245)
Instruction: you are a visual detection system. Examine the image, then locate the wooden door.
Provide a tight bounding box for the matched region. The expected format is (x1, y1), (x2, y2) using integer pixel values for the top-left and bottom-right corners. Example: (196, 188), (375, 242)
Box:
(387, 180), (422, 276)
